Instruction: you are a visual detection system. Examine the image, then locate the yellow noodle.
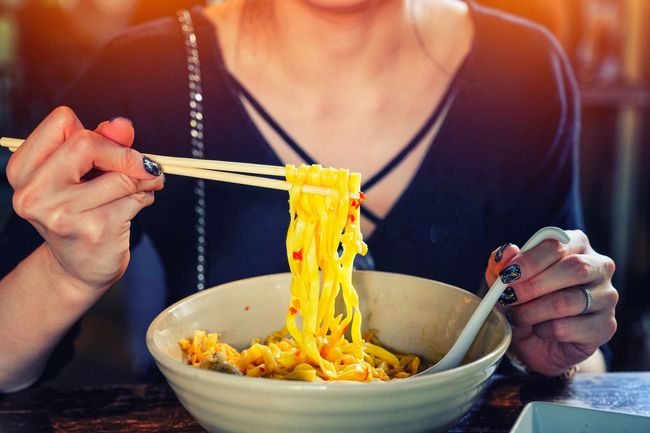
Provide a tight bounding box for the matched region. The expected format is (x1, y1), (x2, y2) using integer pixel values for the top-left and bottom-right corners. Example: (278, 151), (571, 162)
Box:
(180, 164), (424, 381)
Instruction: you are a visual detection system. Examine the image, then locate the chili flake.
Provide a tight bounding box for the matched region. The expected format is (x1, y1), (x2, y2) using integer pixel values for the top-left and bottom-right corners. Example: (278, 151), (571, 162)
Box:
(292, 249), (303, 261)
(351, 192), (367, 209)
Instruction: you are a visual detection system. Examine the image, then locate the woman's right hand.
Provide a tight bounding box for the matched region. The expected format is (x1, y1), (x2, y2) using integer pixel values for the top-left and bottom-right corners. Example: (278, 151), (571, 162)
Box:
(6, 106), (164, 292)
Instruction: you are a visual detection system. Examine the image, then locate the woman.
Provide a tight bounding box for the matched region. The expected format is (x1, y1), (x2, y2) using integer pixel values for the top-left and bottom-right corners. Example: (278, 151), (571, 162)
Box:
(0, 0), (617, 392)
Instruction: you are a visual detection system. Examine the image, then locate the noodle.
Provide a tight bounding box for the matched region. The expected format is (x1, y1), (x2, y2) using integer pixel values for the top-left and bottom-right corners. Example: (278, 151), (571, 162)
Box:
(179, 164), (424, 381)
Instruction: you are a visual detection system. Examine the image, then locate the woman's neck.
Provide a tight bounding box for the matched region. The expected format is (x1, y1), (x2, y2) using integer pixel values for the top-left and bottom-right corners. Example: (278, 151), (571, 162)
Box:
(214, 0), (436, 85)
(267, 0), (413, 80)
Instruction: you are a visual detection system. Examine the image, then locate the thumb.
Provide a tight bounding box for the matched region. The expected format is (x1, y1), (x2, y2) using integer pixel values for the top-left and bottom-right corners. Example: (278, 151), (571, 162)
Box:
(94, 117), (135, 147)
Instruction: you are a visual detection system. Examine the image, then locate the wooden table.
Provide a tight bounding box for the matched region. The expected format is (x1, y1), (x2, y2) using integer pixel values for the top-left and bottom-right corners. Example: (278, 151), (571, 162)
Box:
(1, 373), (648, 432)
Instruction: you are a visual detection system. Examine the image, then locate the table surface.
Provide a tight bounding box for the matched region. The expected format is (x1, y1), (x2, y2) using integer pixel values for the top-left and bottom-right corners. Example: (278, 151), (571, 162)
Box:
(1, 372), (648, 433)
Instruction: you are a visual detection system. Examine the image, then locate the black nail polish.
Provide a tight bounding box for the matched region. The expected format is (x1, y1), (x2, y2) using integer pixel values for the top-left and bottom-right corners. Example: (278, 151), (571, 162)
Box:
(495, 243), (511, 263)
(110, 116), (133, 125)
(143, 156), (162, 176)
(500, 264), (521, 284)
(498, 286), (518, 306)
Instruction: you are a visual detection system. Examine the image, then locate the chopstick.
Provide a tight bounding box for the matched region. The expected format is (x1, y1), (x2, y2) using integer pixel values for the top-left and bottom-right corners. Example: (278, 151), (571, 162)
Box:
(1, 137), (360, 198)
(160, 165), (333, 195)
(147, 153), (286, 177)
(1, 137), (23, 151)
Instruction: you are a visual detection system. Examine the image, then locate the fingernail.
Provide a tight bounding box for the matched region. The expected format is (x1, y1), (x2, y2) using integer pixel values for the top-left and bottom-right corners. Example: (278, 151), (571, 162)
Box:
(495, 243), (511, 263)
(500, 264), (521, 284)
(143, 156), (162, 176)
(498, 286), (518, 306)
(110, 116), (133, 125)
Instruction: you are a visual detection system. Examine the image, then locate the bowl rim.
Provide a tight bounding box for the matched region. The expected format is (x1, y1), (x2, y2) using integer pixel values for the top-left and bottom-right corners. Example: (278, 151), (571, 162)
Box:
(146, 271), (512, 392)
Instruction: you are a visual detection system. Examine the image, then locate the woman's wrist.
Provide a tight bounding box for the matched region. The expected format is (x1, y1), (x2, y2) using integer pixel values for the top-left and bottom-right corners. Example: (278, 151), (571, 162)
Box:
(39, 243), (112, 301)
(9, 244), (108, 337)
(505, 349), (580, 381)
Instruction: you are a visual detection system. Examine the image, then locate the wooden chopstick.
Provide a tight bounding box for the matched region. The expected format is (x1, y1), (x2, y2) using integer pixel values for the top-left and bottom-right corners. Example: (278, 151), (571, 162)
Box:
(1, 137), (23, 151)
(147, 153), (286, 177)
(1, 137), (360, 198)
(162, 165), (332, 195)
(1, 137), (285, 175)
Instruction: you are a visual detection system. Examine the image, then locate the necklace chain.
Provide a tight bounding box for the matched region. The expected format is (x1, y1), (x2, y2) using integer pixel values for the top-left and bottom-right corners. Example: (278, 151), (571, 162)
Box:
(178, 10), (207, 291)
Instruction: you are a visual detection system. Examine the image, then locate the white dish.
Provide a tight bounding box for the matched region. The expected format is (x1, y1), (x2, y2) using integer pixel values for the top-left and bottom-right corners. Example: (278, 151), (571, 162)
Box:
(510, 402), (650, 433)
(147, 271), (511, 433)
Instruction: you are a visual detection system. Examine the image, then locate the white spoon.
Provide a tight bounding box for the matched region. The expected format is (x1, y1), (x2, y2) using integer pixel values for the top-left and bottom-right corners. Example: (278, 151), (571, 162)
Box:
(416, 226), (571, 376)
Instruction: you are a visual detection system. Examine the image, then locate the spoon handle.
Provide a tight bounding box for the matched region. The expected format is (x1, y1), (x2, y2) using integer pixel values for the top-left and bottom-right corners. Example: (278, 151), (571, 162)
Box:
(423, 227), (570, 374)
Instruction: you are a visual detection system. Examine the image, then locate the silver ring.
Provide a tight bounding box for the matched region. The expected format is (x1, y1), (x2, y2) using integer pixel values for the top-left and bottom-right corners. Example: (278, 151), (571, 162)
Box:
(580, 287), (593, 315)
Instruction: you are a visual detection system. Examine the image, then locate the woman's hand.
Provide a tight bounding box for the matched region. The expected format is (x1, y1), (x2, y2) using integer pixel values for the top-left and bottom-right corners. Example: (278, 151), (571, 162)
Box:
(485, 230), (618, 376)
(6, 106), (164, 293)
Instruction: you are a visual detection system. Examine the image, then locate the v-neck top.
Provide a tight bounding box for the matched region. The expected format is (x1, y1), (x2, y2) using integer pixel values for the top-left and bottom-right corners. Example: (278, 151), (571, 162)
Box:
(228, 67), (461, 226)
(0, 2), (583, 380)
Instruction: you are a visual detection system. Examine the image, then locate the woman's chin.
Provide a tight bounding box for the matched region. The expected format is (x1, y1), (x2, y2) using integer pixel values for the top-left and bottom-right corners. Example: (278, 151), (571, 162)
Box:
(298, 0), (384, 13)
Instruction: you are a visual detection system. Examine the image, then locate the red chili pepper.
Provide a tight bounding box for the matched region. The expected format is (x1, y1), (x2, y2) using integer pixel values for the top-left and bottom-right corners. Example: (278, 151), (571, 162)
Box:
(351, 192), (367, 209)
(292, 249), (303, 261)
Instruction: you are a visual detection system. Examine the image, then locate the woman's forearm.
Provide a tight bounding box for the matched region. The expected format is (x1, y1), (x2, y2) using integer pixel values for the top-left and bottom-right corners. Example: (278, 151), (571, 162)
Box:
(0, 109), (163, 393)
(0, 244), (105, 392)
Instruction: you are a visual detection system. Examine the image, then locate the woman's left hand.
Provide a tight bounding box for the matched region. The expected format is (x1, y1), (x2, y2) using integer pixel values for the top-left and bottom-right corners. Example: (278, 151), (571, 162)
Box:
(485, 230), (618, 376)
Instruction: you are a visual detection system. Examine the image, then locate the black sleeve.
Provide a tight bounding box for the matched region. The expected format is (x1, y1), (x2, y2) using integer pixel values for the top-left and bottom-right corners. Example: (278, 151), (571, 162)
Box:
(495, 30), (584, 248)
(0, 213), (43, 280)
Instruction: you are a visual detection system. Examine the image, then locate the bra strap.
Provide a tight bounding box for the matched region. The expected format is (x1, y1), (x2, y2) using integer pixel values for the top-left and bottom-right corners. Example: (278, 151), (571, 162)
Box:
(230, 75), (383, 223)
(230, 74), (458, 225)
(360, 87), (457, 192)
(230, 76), (318, 166)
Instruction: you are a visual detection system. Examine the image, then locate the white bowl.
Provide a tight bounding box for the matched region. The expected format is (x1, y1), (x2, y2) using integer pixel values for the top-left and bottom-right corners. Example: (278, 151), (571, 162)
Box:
(147, 271), (511, 433)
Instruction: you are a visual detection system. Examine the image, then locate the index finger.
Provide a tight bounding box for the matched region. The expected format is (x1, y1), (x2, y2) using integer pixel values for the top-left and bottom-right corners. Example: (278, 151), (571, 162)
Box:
(7, 106), (83, 188)
(500, 232), (590, 304)
(43, 129), (162, 185)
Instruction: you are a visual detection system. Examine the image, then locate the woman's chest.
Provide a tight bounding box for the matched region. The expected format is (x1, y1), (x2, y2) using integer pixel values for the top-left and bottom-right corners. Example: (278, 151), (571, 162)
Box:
(237, 81), (453, 237)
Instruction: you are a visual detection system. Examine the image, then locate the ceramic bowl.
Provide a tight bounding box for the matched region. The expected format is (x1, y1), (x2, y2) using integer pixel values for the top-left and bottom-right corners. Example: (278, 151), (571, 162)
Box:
(146, 271), (511, 433)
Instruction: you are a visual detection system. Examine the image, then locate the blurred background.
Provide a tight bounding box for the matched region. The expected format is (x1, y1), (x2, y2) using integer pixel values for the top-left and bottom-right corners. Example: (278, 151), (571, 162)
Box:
(0, 0), (648, 384)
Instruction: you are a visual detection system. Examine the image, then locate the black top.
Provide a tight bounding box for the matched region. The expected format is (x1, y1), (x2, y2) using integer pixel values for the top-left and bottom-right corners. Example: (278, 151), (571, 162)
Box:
(0, 2), (583, 380)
